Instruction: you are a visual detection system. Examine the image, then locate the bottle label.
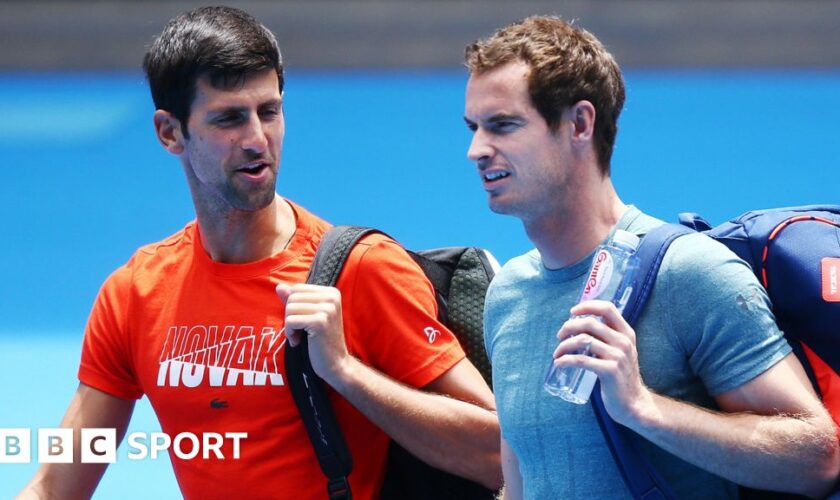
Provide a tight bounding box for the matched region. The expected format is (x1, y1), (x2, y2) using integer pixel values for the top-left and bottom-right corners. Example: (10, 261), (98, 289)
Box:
(823, 257), (840, 302)
(582, 249), (614, 301)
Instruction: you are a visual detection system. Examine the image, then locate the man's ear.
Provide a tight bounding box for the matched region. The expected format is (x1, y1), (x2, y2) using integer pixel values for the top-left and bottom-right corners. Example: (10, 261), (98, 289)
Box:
(568, 100), (596, 144)
(153, 109), (185, 154)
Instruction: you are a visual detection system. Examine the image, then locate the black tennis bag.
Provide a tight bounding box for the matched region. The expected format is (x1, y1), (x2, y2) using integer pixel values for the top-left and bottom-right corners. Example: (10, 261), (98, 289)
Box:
(285, 225), (498, 499)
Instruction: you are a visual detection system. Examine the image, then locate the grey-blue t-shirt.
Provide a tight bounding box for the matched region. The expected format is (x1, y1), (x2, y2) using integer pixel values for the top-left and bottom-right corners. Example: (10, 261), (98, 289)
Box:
(484, 206), (792, 499)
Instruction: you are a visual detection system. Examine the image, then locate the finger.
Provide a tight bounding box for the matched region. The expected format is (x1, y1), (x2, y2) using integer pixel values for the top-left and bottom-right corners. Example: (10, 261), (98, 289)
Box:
(284, 302), (337, 318)
(569, 300), (617, 321)
(286, 309), (336, 336)
(284, 313), (323, 338)
(551, 351), (612, 375)
(286, 283), (341, 296)
(552, 333), (594, 359)
(568, 318), (632, 358)
(285, 328), (302, 347)
(570, 300), (634, 339)
(283, 291), (340, 305)
(584, 336), (624, 362)
(556, 315), (604, 341)
(553, 331), (626, 363)
(275, 282), (293, 304)
(557, 315), (625, 350)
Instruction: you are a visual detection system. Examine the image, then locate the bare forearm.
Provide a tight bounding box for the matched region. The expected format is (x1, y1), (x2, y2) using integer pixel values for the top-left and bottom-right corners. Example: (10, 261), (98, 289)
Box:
(555, 305), (839, 497)
(329, 356), (502, 489)
(499, 438), (523, 500)
(628, 392), (839, 497)
(19, 463), (107, 500)
(18, 384), (134, 500)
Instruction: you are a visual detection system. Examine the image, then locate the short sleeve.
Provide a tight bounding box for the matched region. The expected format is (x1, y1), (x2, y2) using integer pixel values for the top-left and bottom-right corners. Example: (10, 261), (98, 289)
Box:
(78, 263), (143, 400)
(663, 234), (792, 396)
(339, 235), (465, 388)
(483, 273), (505, 362)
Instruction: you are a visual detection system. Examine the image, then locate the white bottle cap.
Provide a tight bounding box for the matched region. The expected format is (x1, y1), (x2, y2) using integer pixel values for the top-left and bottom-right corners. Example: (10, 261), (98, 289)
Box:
(612, 229), (640, 250)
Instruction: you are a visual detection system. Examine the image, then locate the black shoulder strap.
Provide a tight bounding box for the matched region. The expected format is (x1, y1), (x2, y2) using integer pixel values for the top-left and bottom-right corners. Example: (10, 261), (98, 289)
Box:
(285, 225), (383, 500)
(590, 223), (693, 500)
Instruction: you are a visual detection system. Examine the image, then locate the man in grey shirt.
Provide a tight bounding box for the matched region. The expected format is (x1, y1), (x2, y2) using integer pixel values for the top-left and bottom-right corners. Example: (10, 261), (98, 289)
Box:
(463, 15), (839, 499)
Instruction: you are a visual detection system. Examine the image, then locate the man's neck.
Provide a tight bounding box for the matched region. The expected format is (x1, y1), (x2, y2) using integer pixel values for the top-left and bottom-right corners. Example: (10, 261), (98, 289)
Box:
(195, 194), (296, 264)
(525, 178), (628, 270)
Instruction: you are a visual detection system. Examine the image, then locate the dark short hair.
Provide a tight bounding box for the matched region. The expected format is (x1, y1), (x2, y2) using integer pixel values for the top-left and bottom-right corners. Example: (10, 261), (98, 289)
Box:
(465, 15), (625, 175)
(143, 6), (284, 137)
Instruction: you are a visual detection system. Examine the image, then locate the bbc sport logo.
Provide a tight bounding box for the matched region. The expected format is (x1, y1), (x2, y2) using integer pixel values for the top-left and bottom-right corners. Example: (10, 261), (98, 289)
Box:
(0, 428), (247, 463)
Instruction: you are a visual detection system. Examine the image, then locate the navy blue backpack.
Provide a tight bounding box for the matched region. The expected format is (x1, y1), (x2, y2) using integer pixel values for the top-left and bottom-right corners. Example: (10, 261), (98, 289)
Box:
(600, 205), (840, 500)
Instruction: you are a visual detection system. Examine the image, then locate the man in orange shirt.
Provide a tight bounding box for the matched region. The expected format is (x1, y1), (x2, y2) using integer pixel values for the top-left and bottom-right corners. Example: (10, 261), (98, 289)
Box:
(19, 6), (500, 499)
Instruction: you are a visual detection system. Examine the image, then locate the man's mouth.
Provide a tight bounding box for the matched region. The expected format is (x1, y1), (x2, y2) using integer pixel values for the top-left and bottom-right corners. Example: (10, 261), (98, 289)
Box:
(483, 170), (510, 182)
(236, 162), (270, 175)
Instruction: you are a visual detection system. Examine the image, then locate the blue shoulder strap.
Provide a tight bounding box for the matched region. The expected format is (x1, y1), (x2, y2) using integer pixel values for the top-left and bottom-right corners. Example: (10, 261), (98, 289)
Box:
(590, 223), (694, 500)
(622, 224), (695, 326)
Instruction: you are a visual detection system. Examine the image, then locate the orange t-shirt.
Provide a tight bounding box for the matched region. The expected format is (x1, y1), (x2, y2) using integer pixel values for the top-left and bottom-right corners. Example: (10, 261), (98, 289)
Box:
(79, 200), (465, 499)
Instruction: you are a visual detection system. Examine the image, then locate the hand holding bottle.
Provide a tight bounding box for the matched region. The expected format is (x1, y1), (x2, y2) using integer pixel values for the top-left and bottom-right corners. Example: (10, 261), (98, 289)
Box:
(544, 230), (640, 404)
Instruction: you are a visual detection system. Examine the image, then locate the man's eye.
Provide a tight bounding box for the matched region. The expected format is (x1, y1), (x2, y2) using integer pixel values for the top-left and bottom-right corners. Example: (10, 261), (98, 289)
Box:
(215, 114), (241, 125)
(492, 121), (517, 133)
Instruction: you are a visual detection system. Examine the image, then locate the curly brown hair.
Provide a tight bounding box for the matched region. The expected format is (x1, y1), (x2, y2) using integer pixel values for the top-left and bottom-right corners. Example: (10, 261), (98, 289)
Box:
(465, 15), (625, 175)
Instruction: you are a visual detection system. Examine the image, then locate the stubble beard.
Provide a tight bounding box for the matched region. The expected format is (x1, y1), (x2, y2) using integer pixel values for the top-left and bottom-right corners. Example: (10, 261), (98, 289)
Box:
(225, 178), (277, 212)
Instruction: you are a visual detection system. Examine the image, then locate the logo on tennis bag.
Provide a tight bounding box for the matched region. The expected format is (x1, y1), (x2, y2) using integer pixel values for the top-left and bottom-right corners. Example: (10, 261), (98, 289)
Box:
(284, 225), (499, 500)
(594, 205), (840, 500)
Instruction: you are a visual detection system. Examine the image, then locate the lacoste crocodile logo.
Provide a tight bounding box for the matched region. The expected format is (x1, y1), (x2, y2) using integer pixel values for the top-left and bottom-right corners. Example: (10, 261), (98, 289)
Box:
(210, 398), (229, 409)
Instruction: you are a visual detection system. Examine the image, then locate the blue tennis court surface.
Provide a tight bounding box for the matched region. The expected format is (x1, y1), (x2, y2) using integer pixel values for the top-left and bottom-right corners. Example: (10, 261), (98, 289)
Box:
(1, 69), (839, 498)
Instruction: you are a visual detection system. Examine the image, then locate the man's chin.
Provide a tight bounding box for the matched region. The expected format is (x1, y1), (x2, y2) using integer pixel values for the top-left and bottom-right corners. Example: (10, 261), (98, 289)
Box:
(488, 197), (512, 215)
(488, 198), (528, 221)
(233, 189), (277, 212)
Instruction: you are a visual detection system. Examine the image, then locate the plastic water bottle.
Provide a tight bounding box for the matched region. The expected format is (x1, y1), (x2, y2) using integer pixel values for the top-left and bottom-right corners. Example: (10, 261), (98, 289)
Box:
(544, 229), (641, 404)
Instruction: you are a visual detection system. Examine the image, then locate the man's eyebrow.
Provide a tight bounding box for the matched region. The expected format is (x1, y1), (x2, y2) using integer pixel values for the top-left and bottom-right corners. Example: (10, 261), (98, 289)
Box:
(464, 113), (521, 125)
(205, 101), (282, 119)
(260, 97), (283, 107)
(206, 105), (246, 115)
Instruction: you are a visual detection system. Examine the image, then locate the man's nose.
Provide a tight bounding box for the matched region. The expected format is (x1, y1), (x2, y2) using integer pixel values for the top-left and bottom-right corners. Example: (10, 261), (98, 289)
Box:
(467, 128), (492, 167)
(241, 116), (269, 154)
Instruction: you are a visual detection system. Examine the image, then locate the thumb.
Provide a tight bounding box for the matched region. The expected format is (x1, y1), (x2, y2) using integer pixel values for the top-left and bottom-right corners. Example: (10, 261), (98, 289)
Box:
(275, 282), (292, 304)
(276, 283), (301, 347)
(285, 328), (301, 347)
